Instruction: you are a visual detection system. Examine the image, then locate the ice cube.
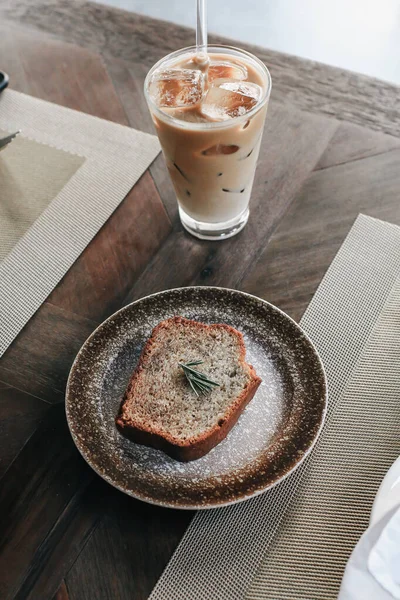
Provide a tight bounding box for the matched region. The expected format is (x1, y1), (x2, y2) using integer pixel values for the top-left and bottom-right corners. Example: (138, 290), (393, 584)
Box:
(162, 107), (209, 123)
(201, 79), (262, 120)
(208, 60), (247, 83)
(149, 68), (205, 108)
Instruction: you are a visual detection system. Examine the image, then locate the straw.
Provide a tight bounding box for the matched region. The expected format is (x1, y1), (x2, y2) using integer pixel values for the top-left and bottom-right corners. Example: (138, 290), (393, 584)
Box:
(196, 0), (208, 62)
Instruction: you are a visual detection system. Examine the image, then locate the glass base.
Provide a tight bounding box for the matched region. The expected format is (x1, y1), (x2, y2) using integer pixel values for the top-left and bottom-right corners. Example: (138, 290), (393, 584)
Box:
(179, 207), (249, 241)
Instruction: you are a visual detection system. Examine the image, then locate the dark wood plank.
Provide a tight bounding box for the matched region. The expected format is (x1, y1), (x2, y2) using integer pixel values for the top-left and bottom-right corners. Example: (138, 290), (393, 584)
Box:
(0, 304), (97, 403)
(123, 102), (338, 302)
(0, 25), (32, 92)
(0, 24), (129, 123)
(0, 404), (94, 600)
(48, 171), (171, 322)
(66, 492), (192, 600)
(102, 57), (153, 133)
(0, 383), (48, 480)
(242, 147), (400, 321)
(2, 0), (399, 135)
(14, 477), (107, 600)
(316, 121), (400, 170)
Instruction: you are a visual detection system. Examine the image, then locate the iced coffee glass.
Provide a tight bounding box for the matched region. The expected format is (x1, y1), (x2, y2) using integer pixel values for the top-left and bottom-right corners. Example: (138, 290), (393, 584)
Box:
(144, 45), (271, 240)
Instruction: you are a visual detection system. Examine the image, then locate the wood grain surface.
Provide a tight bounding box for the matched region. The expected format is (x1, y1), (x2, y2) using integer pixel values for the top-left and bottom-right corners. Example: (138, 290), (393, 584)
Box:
(0, 1), (399, 598)
(3, 0), (400, 136)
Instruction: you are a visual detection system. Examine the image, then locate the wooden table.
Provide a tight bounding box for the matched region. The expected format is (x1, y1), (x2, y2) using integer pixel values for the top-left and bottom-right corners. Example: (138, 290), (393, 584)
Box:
(0, 1), (399, 598)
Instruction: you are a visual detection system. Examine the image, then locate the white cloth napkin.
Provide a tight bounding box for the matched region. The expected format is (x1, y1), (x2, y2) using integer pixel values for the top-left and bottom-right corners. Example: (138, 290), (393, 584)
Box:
(339, 505), (400, 600)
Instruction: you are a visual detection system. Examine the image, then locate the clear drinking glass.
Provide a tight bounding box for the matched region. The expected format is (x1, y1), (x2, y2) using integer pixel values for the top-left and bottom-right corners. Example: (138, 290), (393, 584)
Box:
(144, 45), (271, 240)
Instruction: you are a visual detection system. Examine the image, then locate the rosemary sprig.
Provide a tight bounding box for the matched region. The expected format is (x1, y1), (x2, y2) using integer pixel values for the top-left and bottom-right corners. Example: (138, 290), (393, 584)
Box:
(179, 360), (220, 397)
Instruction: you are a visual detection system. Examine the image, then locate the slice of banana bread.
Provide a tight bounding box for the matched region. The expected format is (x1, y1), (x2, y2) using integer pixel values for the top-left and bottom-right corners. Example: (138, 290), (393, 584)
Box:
(116, 316), (261, 461)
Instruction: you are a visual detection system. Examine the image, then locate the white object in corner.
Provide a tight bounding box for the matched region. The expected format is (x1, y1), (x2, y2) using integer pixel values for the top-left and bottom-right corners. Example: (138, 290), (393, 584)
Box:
(371, 457), (400, 527)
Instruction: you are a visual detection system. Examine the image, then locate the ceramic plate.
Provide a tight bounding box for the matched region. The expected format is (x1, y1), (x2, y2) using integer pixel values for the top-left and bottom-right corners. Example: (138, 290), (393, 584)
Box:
(66, 287), (327, 509)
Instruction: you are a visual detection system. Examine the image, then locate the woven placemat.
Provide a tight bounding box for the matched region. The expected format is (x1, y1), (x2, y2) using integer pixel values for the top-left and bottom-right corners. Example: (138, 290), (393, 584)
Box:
(0, 89), (160, 357)
(149, 214), (400, 600)
(0, 129), (85, 260)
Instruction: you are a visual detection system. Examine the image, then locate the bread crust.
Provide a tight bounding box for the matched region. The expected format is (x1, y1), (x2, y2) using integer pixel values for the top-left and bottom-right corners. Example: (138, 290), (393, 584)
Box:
(116, 317), (261, 461)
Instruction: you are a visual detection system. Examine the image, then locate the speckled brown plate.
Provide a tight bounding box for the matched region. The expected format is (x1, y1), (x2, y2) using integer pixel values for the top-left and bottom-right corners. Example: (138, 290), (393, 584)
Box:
(66, 287), (327, 509)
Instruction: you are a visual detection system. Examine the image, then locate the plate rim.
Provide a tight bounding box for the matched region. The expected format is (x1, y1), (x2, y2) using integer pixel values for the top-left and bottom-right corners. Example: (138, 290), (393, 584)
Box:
(66, 286), (328, 510)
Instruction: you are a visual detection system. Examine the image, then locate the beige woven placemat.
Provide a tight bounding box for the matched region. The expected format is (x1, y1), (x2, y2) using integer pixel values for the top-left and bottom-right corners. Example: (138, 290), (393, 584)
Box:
(0, 129), (84, 260)
(0, 90), (160, 357)
(248, 270), (400, 599)
(149, 214), (400, 600)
